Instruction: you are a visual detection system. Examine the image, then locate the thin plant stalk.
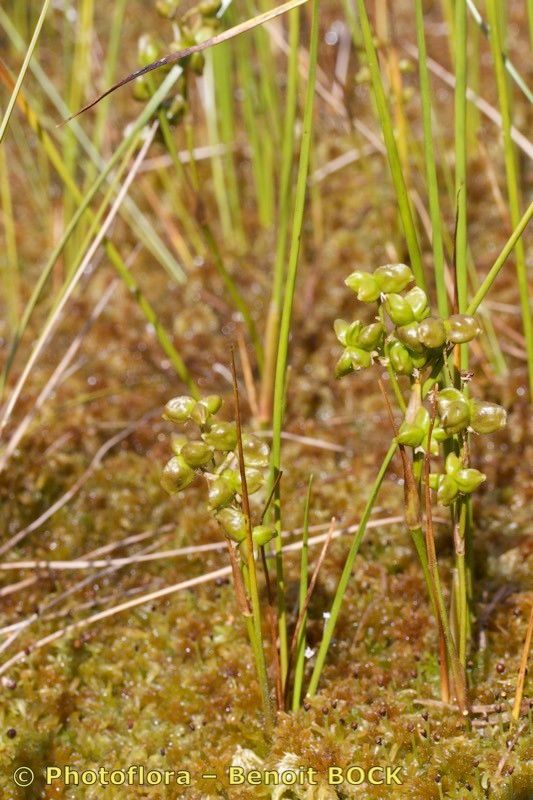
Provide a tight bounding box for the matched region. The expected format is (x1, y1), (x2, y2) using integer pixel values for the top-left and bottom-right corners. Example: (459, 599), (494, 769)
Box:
(292, 475), (313, 711)
(356, 0), (425, 289)
(467, 201), (533, 315)
(270, 0), (320, 687)
(453, 0), (468, 320)
(0, 0), (52, 143)
(414, 0), (448, 318)
(486, 0), (533, 397)
(307, 440), (397, 696)
(512, 604), (533, 721)
(0, 143), (19, 334)
(260, 5), (300, 423)
(231, 351), (273, 731)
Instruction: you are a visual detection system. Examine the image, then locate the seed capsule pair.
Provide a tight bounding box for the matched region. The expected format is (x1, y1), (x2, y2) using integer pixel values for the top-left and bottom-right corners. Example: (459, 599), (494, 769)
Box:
(430, 453), (486, 506)
(164, 394), (222, 425)
(437, 389), (507, 436)
(345, 263), (414, 302)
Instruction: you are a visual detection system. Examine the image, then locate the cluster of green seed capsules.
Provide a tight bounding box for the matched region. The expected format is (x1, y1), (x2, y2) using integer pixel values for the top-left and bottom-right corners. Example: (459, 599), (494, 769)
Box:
(161, 394), (277, 548)
(335, 262), (482, 378)
(335, 263), (507, 504)
(133, 0), (223, 123)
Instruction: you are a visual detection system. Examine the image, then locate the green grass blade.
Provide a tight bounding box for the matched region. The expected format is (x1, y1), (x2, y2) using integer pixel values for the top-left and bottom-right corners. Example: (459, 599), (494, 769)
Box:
(486, 0), (533, 397)
(270, 0), (320, 685)
(307, 442), (398, 696)
(356, 0), (425, 289)
(415, 0), (448, 318)
(467, 201), (533, 315)
(0, 0), (52, 143)
(292, 475), (313, 711)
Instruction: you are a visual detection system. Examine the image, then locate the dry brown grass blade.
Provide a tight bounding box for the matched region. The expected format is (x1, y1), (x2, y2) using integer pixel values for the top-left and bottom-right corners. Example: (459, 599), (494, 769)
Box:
(62, 0), (308, 123)
(512, 603), (533, 721)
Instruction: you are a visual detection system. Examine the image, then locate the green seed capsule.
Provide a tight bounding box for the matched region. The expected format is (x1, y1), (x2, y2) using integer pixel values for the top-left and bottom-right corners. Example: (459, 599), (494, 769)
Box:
(396, 323), (424, 353)
(441, 401), (471, 435)
(240, 468), (264, 495)
(445, 452), (462, 475)
(216, 507), (247, 542)
(202, 395), (223, 415)
(170, 433), (188, 455)
(180, 441), (212, 468)
(202, 421), (237, 451)
(208, 476), (235, 509)
(357, 274), (382, 303)
(252, 525), (277, 547)
(417, 317), (447, 349)
(410, 349), (429, 369)
(384, 293), (415, 326)
(437, 388), (464, 411)
(396, 406), (430, 448)
(335, 349), (355, 379)
(198, 0), (222, 15)
(357, 322), (384, 351)
(454, 468), (486, 493)
(445, 314), (480, 344)
(242, 434), (269, 468)
(469, 400), (507, 435)
(156, 0), (179, 17)
(334, 319), (349, 346)
(344, 321), (364, 347)
(404, 287), (430, 321)
(437, 474), (459, 506)
(345, 271), (381, 303)
(164, 395), (197, 423)
(161, 456), (195, 494)
(389, 341), (414, 375)
(396, 421), (426, 448)
(373, 263), (414, 293)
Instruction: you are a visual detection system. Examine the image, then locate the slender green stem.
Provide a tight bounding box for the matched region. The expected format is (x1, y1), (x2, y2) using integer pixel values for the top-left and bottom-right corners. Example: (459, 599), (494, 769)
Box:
(292, 475), (313, 711)
(307, 441), (397, 696)
(455, 498), (468, 667)
(356, 0), (425, 288)
(454, 0), (468, 326)
(467, 201), (533, 315)
(415, 0), (448, 318)
(232, 352), (273, 731)
(486, 0), (533, 397)
(0, 0), (52, 143)
(260, 6), (300, 423)
(270, 0), (320, 686)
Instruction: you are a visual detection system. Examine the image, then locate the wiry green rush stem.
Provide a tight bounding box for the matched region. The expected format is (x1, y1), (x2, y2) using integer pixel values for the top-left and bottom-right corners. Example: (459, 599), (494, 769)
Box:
(414, 0), (448, 319)
(270, 0), (320, 687)
(356, 0), (425, 289)
(307, 441), (397, 696)
(454, 497), (469, 668)
(0, 0), (52, 143)
(260, 6), (300, 423)
(486, 0), (533, 398)
(454, 0), (468, 324)
(292, 475), (313, 711)
(231, 351), (273, 731)
(467, 201), (533, 315)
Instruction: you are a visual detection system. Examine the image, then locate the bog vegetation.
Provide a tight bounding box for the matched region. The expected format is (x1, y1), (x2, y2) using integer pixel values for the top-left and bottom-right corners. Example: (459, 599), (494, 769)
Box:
(0, 0), (532, 798)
